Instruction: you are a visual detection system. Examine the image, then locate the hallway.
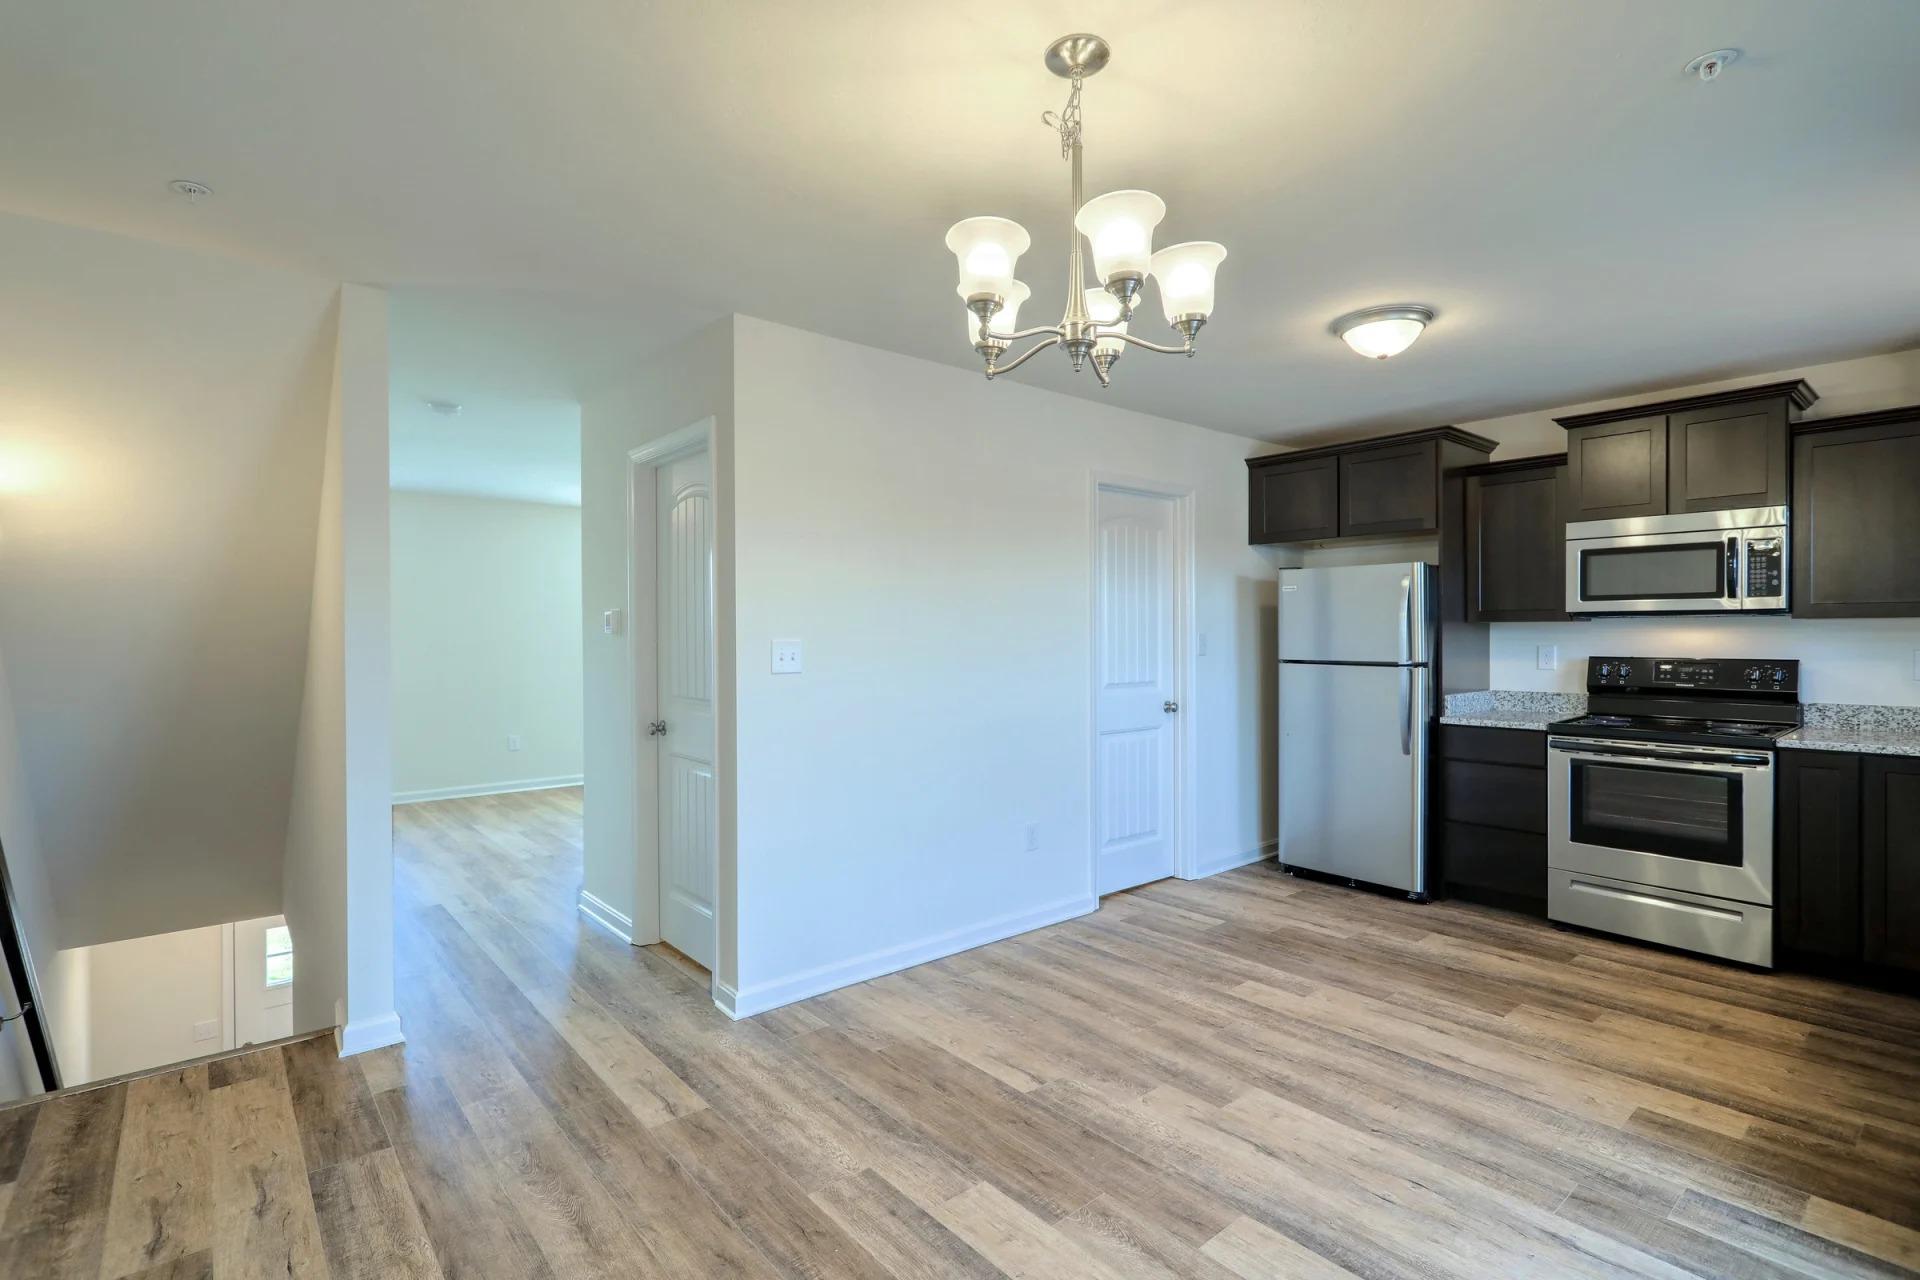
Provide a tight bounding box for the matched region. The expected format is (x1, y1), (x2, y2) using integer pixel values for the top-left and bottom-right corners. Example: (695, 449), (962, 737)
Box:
(4, 788), (1920, 1276)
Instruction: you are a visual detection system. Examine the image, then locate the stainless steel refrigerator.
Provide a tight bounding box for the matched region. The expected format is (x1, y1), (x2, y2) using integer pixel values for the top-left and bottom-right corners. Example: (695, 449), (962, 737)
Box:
(1277, 562), (1435, 898)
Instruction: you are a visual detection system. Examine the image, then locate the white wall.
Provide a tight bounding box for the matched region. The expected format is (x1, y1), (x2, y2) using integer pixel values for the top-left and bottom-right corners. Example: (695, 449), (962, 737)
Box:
(579, 319), (736, 978)
(0, 211), (338, 947)
(77, 923), (225, 1083)
(391, 493), (583, 801)
(1458, 346), (1920, 704)
(282, 285), (401, 1055)
(722, 316), (1275, 1014)
(0, 643), (83, 1096)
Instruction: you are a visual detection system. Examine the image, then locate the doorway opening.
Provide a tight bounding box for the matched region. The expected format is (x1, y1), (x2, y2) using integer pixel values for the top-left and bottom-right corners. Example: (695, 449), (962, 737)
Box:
(1091, 477), (1197, 897)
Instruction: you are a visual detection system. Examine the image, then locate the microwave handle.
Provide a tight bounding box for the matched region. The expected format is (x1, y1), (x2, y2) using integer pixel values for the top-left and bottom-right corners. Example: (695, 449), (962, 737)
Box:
(1726, 535), (1740, 601)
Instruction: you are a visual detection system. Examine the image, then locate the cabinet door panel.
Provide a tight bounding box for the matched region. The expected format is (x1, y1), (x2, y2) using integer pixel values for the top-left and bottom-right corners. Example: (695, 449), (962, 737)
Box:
(1339, 441), (1437, 537)
(1441, 821), (1546, 908)
(1865, 755), (1920, 972)
(1466, 466), (1565, 621)
(1793, 419), (1920, 618)
(1250, 458), (1339, 543)
(1669, 403), (1787, 513)
(1442, 760), (1547, 834)
(1566, 417), (1667, 521)
(1776, 750), (1862, 961)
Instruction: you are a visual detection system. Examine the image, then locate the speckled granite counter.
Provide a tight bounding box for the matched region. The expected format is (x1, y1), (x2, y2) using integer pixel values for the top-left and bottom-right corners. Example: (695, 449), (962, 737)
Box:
(1438, 690), (1585, 733)
(1780, 703), (1920, 757)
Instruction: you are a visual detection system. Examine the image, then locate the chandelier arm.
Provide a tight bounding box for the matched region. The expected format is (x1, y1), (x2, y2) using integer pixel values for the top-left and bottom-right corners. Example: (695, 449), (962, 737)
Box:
(986, 335), (1061, 379)
(1110, 331), (1197, 356)
(999, 325), (1067, 343)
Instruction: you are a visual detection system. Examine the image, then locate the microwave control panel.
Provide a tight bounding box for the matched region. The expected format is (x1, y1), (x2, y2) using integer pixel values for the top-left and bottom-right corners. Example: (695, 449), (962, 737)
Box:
(1588, 657), (1799, 693)
(1744, 537), (1785, 598)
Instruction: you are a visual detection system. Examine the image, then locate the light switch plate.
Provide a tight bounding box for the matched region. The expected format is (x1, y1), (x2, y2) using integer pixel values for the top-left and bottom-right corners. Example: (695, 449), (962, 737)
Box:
(507, 734), (522, 752)
(1537, 644), (1558, 671)
(193, 1019), (218, 1043)
(602, 609), (623, 635)
(771, 639), (803, 675)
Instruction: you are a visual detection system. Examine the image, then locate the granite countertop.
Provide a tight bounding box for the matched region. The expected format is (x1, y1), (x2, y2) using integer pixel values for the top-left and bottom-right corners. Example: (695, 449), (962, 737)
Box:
(1779, 704), (1920, 757)
(1437, 690), (1584, 733)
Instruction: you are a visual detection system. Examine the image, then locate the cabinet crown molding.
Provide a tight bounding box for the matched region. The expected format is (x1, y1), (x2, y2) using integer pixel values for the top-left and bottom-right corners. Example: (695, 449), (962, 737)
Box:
(1554, 379), (1818, 431)
(1791, 403), (1920, 436)
(1245, 424), (1498, 469)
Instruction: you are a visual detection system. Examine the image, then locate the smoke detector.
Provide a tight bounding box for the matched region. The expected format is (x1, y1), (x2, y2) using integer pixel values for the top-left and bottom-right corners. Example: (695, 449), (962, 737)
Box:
(1685, 49), (1739, 82)
(166, 179), (213, 201)
(424, 399), (463, 417)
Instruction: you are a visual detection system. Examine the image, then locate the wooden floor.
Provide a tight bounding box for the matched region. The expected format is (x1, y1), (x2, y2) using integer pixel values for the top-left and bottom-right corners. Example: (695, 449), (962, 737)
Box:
(5, 787), (1920, 1278)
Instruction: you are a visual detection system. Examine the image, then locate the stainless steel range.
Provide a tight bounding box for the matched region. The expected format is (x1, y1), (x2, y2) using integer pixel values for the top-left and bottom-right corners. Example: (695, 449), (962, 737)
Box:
(1546, 656), (1800, 967)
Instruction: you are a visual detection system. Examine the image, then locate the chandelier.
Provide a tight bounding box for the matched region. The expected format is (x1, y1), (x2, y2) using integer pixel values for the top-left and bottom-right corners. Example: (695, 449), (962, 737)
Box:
(944, 34), (1226, 387)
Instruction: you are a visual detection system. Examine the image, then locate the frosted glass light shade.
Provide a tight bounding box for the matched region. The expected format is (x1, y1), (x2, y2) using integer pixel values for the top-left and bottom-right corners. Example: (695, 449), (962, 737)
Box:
(1149, 241), (1227, 324)
(945, 217), (1030, 301)
(1074, 190), (1165, 283)
(966, 279), (1031, 344)
(1084, 288), (1126, 355)
(1335, 306), (1433, 360)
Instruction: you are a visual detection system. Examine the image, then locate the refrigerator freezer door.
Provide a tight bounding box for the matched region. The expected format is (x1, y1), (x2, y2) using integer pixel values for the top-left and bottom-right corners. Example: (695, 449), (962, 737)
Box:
(1278, 661), (1428, 894)
(1277, 563), (1431, 665)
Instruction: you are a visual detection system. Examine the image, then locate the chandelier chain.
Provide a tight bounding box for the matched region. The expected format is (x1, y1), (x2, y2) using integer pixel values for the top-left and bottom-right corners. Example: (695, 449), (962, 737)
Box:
(1040, 69), (1083, 159)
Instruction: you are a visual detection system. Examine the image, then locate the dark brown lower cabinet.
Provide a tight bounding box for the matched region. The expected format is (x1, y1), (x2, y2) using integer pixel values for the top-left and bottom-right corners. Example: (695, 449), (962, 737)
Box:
(1865, 755), (1920, 971)
(1437, 725), (1546, 913)
(1774, 748), (1920, 976)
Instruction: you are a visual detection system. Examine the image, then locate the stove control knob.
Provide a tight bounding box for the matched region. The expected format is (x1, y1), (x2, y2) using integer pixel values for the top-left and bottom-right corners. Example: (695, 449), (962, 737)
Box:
(1745, 666), (1763, 682)
(1771, 667), (1789, 685)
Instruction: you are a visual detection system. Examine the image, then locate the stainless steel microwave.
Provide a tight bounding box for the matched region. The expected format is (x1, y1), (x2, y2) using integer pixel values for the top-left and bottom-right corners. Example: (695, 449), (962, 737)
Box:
(1565, 506), (1787, 615)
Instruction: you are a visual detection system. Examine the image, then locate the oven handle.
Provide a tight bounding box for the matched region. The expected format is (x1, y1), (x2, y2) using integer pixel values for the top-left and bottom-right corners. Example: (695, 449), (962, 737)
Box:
(1549, 739), (1771, 770)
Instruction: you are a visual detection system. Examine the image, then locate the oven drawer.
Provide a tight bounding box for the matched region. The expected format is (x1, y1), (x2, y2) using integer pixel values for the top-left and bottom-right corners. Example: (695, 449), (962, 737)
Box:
(1548, 869), (1773, 967)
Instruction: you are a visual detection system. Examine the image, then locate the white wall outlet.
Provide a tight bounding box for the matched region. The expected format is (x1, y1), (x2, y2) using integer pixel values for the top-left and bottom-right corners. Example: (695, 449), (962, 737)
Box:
(602, 609), (623, 635)
(771, 639), (803, 675)
(1024, 822), (1040, 852)
(192, 1019), (218, 1043)
(507, 734), (522, 752)
(1537, 644), (1558, 671)
(1913, 649), (1920, 681)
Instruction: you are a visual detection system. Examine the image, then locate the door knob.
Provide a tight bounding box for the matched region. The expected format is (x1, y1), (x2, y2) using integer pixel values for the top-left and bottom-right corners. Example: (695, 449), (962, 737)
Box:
(1163, 701), (1179, 714)
(648, 720), (668, 736)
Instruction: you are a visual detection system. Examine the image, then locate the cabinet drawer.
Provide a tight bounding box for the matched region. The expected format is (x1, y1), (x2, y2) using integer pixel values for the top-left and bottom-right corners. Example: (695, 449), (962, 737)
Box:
(1443, 760), (1547, 834)
(1441, 822), (1547, 905)
(1439, 724), (1546, 768)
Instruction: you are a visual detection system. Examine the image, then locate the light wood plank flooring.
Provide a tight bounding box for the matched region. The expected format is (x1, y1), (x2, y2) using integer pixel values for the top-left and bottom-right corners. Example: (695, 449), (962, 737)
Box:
(5, 785), (1920, 1277)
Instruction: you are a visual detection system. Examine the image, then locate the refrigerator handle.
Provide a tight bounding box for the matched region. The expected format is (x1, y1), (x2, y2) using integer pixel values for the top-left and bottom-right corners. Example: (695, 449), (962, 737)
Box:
(1398, 575), (1412, 666)
(1399, 667), (1412, 756)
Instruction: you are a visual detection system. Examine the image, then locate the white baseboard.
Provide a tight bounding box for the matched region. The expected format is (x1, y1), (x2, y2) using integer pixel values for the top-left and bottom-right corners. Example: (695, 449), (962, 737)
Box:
(712, 893), (1098, 1020)
(1186, 840), (1278, 881)
(393, 775), (584, 805)
(577, 889), (635, 944)
(335, 1012), (406, 1057)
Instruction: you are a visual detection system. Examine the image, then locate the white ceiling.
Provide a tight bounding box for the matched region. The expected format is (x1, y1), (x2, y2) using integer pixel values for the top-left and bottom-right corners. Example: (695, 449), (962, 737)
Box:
(4, 1), (1919, 443)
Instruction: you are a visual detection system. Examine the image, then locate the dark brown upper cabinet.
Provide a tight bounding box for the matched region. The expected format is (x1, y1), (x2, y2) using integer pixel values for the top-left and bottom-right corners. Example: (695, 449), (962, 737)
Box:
(1246, 427), (1494, 546)
(1792, 407), (1920, 618)
(1562, 415), (1667, 521)
(1669, 400), (1790, 512)
(1555, 381), (1817, 522)
(1463, 456), (1566, 622)
(1248, 455), (1339, 543)
(1339, 440), (1439, 537)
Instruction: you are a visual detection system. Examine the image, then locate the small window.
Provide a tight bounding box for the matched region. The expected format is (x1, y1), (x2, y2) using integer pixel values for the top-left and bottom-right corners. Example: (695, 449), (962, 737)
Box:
(265, 925), (293, 988)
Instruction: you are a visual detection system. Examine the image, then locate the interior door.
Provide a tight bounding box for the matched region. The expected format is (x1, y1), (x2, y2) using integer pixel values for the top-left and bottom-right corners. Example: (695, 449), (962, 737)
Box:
(1094, 487), (1179, 895)
(657, 449), (717, 969)
(232, 914), (293, 1048)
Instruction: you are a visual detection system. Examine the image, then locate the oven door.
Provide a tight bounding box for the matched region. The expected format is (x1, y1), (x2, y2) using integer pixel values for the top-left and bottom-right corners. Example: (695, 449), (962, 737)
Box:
(1565, 529), (1739, 614)
(1547, 738), (1773, 905)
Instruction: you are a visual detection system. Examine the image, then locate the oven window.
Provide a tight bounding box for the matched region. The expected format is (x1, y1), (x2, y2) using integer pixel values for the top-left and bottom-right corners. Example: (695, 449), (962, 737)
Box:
(1581, 541), (1725, 601)
(1570, 761), (1743, 865)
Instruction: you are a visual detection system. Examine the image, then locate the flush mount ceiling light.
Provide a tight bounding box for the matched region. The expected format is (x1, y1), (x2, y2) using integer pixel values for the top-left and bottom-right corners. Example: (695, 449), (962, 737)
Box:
(1333, 306), (1434, 360)
(944, 33), (1226, 388)
(424, 398), (462, 416)
(166, 179), (212, 202)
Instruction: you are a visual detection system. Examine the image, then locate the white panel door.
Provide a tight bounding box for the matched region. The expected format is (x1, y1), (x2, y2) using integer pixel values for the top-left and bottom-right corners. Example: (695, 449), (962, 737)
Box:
(657, 450), (717, 970)
(1094, 487), (1179, 894)
(232, 914), (293, 1048)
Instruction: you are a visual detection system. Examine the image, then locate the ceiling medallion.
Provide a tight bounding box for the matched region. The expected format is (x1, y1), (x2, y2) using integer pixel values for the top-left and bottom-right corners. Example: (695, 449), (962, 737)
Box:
(944, 34), (1226, 388)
